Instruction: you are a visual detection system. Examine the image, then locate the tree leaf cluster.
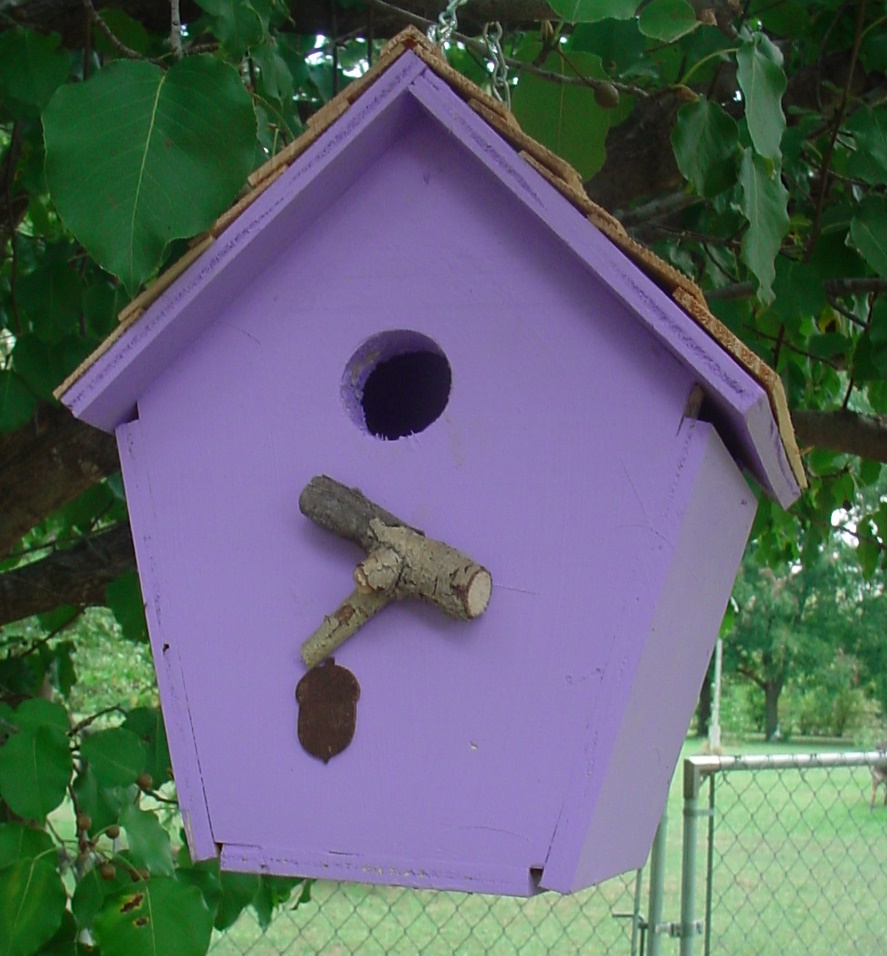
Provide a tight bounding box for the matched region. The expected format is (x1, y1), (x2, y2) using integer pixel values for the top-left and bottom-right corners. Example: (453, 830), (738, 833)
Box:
(0, 693), (308, 956)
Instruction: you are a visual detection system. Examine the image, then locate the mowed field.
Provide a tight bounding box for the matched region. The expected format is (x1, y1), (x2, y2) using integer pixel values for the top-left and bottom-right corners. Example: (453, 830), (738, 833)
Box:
(209, 738), (887, 955)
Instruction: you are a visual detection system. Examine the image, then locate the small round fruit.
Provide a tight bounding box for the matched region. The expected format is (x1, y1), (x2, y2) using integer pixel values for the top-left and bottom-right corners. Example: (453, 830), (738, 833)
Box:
(593, 83), (620, 110)
(76, 813), (92, 833)
(136, 772), (153, 791)
(105, 824), (121, 839)
(99, 862), (117, 881)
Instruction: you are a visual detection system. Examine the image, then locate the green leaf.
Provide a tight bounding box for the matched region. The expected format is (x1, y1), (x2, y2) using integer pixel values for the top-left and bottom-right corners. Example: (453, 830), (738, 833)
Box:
(9, 700), (70, 735)
(105, 572), (148, 644)
(546, 0), (637, 22)
(13, 336), (78, 404)
(0, 858), (67, 956)
(736, 31), (787, 162)
(857, 519), (880, 579)
(123, 709), (171, 789)
(570, 18), (646, 72)
(671, 98), (740, 197)
(252, 43), (294, 105)
(194, 0), (267, 57)
(120, 806), (174, 877)
(0, 29), (70, 118)
(92, 10), (156, 59)
(638, 0), (700, 42)
(71, 873), (104, 933)
(852, 298), (887, 381)
(749, 0), (809, 36)
(83, 282), (125, 339)
(175, 846), (222, 923)
(0, 372), (38, 434)
(17, 257), (83, 343)
(738, 148), (789, 304)
(511, 45), (613, 179)
(43, 56), (257, 292)
(94, 878), (213, 956)
(32, 909), (82, 956)
(214, 871), (260, 931)
(252, 875), (302, 929)
(858, 458), (882, 487)
(849, 194), (887, 276)
(861, 28), (887, 73)
(767, 258), (825, 327)
(80, 729), (147, 788)
(0, 725), (72, 820)
(0, 825), (54, 870)
(845, 106), (887, 185)
(71, 768), (136, 835)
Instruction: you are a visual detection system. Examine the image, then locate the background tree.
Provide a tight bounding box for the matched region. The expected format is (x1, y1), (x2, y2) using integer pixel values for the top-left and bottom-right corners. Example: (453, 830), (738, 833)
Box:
(1, 1), (886, 953)
(725, 538), (886, 740)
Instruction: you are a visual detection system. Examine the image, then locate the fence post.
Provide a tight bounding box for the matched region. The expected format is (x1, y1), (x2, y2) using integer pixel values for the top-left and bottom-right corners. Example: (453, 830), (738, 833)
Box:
(680, 759), (703, 956)
(646, 808), (668, 956)
(630, 867), (644, 956)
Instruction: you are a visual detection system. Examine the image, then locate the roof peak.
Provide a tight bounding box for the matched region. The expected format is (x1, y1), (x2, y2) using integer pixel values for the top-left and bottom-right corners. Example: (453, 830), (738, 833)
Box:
(55, 26), (804, 498)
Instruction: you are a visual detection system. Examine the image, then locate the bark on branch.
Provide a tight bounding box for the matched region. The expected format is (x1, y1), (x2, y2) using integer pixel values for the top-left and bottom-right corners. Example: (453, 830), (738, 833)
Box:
(298, 476), (492, 668)
(0, 405), (120, 559)
(792, 409), (887, 465)
(3, 0), (556, 48)
(0, 524), (135, 627)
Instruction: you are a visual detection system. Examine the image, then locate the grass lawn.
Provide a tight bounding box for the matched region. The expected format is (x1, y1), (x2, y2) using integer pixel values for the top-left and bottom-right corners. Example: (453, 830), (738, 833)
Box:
(208, 737), (887, 955)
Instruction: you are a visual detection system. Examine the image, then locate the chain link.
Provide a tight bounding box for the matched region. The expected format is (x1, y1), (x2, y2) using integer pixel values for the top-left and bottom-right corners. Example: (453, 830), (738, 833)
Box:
(482, 21), (511, 108)
(427, 0), (469, 47)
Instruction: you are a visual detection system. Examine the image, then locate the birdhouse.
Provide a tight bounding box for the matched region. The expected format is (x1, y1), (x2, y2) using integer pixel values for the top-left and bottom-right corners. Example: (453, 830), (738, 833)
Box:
(56, 28), (804, 896)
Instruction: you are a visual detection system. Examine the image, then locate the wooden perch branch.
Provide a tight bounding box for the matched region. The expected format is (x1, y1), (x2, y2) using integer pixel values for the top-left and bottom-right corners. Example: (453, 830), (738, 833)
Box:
(299, 476), (492, 668)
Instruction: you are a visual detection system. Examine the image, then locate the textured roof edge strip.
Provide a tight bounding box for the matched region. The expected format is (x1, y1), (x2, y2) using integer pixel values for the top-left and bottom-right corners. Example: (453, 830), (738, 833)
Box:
(55, 25), (805, 490)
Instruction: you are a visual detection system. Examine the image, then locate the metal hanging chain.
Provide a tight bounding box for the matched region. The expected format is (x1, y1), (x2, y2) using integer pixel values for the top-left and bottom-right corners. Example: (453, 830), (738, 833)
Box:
(427, 1), (512, 111)
(482, 21), (511, 108)
(427, 0), (469, 47)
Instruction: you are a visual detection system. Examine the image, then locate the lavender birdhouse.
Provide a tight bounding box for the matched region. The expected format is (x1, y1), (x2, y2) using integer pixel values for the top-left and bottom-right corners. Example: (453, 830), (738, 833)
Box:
(56, 28), (804, 896)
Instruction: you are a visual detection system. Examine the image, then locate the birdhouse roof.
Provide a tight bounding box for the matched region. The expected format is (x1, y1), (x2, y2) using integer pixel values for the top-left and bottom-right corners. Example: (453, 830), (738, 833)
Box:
(56, 25), (804, 505)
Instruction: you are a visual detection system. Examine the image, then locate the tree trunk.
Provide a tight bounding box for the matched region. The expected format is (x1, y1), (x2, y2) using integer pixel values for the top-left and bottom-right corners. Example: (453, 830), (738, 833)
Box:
(764, 681), (782, 741)
(696, 664), (712, 738)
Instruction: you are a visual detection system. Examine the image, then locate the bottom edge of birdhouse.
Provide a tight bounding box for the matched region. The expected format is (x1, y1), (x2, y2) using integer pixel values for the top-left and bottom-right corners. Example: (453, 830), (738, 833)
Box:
(217, 843), (545, 897)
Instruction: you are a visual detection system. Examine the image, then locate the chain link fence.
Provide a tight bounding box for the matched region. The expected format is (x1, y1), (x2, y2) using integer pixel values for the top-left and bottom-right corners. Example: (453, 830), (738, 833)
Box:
(679, 750), (887, 956)
(208, 748), (887, 955)
(209, 867), (644, 955)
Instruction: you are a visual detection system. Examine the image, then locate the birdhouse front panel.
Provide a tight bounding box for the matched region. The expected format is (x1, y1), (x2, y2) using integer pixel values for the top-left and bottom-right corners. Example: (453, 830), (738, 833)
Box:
(59, 31), (802, 897)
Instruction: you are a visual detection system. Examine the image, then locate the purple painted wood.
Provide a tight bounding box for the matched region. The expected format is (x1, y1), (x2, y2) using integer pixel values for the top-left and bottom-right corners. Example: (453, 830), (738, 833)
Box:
(116, 419), (215, 859)
(542, 421), (755, 890)
(57, 53), (787, 894)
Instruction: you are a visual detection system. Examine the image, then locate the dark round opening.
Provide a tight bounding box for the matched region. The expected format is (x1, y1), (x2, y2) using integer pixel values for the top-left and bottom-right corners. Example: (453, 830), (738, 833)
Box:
(361, 349), (452, 440)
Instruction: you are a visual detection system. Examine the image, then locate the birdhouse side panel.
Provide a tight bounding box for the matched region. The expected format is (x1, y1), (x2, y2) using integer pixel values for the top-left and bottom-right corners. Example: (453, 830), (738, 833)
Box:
(542, 422), (756, 892)
(116, 417), (215, 860)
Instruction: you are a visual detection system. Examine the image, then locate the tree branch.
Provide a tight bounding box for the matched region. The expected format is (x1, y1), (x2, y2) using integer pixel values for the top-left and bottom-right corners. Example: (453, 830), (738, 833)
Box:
(81, 0), (160, 62)
(706, 276), (887, 302)
(792, 408), (887, 464)
(0, 524), (135, 627)
(0, 405), (120, 559)
(5, 0), (557, 48)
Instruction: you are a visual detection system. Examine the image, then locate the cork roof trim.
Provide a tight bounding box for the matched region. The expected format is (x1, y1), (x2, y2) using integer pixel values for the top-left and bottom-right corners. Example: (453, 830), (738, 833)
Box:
(55, 25), (804, 490)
